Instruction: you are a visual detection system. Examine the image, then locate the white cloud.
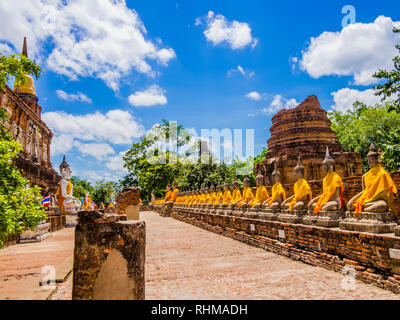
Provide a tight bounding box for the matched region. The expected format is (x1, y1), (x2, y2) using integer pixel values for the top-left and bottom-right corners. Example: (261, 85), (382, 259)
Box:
(297, 16), (400, 86)
(0, 43), (13, 56)
(0, 0), (176, 91)
(128, 85), (167, 107)
(330, 88), (382, 112)
(51, 134), (74, 156)
(245, 91), (261, 101)
(56, 90), (92, 103)
(105, 150), (129, 175)
(249, 94), (299, 116)
(74, 141), (115, 160)
(197, 11), (257, 50)
(228, 65), (255, 78)
(42, 109), (145, 145)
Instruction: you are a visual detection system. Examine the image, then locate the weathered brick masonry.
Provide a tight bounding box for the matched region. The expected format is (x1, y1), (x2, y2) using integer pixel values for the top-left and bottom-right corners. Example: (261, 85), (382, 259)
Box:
(73, 210), (145, 300)
(171, 209), (400, 294)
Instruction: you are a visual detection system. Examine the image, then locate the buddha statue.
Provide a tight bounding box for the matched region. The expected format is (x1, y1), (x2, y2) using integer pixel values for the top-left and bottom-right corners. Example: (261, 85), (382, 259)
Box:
(309, 147), (344, 213)
(207, 185), (216, 207)
(163, 183), (172, 203)
(83, 191), (95, 211)
(221, 183), (232, 207)
(201, 186), (209, 206)
(249, 172), (269, 209)
(169, 181), (179, 203)
(214, 185), (224, 206)
(55, 155), (81, 214)
(263, 163), (286, 209)
(237, 176), (255, 209)
(347, 144), (397, 213)
(282, 155), (312, 211)
(230, 180), (242, 209)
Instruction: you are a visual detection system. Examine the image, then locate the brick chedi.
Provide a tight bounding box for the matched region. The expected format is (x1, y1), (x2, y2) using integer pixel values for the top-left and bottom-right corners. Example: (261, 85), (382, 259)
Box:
(0, 38), (59, 193)
(255, 95), (362, 185)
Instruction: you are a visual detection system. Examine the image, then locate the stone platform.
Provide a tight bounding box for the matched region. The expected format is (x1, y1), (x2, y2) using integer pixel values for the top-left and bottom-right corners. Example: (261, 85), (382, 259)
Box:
(340, 211), (396, 234)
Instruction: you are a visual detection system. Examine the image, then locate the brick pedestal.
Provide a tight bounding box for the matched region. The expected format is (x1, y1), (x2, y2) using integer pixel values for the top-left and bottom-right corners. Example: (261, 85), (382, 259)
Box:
(72, 210), (145, 300)
(116, 187), (141, 220)
(340, 211), (396, 234)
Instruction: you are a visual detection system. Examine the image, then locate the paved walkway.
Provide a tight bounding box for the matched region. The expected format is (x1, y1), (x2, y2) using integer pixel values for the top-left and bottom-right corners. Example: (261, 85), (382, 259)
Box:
(143, 211), (399, 300)
(9, 211), (400, 300)
(0, 227), (74, 300)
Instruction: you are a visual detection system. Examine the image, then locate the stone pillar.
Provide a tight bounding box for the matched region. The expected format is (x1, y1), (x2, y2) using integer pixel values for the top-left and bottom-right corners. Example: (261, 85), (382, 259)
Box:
(72, 210), (145, 300)
(115, 186), (141, 220)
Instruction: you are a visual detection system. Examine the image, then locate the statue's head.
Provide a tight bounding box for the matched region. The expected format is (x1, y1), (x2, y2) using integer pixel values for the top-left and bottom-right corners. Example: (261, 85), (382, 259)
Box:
(224, 182), (229, 191)
(85, 191), (89, 198)
(173, 180), (178, 189)
(256, 171), (264, 186)
(166, 183), (171, 191)
(210, 184), (215, 192)
(367, 143), (379, 167)
(59, 155), (71, 179)
(243, 176), (250, 187)
(271, 162), (281, 183)
(232, 180), (238, 189)
(205, 186), (209, 193)
(294, 155), (305, 179)
(322, 147), (335, 172)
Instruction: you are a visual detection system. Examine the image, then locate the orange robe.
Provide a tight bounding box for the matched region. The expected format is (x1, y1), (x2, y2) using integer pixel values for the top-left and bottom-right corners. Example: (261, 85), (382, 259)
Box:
(249, 185), (269, 207)
(238, 187), (255, 208)
(289, 179), (312, 212)
(56, 180), (73, 214)
(231, 189), (242, 205)
(164, 190), (172, 203)
(170, 188), (179, 202)
(355, 165), (397, 214)
(268, 182), (286, 205)
(314, 172), (344, 214)
(222, 190), (232, 204)
(213, 191), (224, 205)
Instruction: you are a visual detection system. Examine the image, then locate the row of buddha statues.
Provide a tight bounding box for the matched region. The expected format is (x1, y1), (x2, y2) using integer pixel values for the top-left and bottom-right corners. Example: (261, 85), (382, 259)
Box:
(152, 145), (398, 233)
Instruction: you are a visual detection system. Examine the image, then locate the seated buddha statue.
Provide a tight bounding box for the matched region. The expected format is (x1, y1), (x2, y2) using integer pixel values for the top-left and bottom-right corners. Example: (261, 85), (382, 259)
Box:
(347, 144), (397, 213)
(163, 183), (172, 203)
(282, 155), (312, 211)
(249, 172), (269, 209)
(207, 185), (216, 207)
(55, 155), (81, 214)
(83, 191), (95, 211)
(263, 163), (286, 209)
(221, 183), (232, 207)
(200, 187), (209, 206)
(230, 180), (242, 209)
(237, 176), (255, 209)
(213, 185), (224, 206)
(309, 147), (344, 213)
(168, 181), (179, 204)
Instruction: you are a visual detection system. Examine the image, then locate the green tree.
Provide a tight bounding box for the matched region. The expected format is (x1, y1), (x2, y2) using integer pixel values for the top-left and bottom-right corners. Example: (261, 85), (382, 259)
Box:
(329, 102), (400, 172)
(254, 147), (268, 165)
(70, 176), (94, 201)
(92, 181), (117, 204)
(0, 52), (45, 247)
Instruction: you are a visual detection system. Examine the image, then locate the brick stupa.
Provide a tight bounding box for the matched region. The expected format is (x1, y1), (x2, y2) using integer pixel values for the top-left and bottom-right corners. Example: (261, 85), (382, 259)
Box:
(255, 95), (362, 185)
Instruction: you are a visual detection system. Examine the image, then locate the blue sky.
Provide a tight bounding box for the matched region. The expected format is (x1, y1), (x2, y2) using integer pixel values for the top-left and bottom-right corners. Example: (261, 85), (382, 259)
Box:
(0, 0), (399, 182)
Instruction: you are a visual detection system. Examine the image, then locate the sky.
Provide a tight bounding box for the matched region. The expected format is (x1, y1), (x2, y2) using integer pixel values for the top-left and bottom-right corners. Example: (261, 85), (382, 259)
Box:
(0, 0), (399, 182)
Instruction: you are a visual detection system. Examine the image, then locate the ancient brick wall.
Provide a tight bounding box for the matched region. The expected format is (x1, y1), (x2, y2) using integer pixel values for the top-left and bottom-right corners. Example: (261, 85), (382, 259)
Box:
(73, 210), (145, 300)
(171, 210), (400, 294)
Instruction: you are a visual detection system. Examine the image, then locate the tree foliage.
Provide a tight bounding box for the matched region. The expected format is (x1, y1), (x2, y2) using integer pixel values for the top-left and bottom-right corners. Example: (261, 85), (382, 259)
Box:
(0, 52), (45, 247)
(329, 102), (400, 172)
(70, 176), (117, 205)
(0, 53), (41, 90)
(122, 120), (260, 202)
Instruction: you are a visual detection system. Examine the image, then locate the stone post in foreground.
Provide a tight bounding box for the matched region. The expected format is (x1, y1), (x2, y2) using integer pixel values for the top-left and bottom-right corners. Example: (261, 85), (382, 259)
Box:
(72, 210), (145, 300)
(115, 186), (141, 220)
